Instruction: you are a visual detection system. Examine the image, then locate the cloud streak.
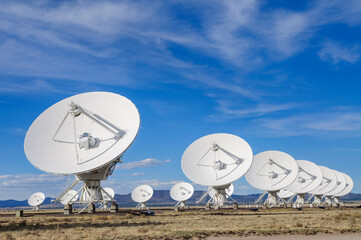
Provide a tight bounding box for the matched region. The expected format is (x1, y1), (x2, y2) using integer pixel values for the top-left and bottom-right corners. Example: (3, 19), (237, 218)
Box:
(117, 158), (170, 170)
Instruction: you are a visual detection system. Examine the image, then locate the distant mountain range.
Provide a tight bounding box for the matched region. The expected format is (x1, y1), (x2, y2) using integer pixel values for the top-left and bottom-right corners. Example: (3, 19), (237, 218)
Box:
(1, 191), (360, 209)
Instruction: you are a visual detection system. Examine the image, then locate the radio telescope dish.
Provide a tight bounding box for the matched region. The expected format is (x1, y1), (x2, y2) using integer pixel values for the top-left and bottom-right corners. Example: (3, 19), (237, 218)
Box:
(208, 184), (234, 198)
(131, 185), (153, 210)
(333, 173), (353, 206)
(323, 170), (346, 206)
(28, 192), (45, 210)
(245, 151), (298, 208)
(309, 166), (337, 206)
(102, 187), (115, 201)
(285, 160), (323, 208)
(334, 173), (353, 197)
(277, 189), (294, 199)
(170, 182), (194, 208)
(60, 190), (78, 205)
(24, 91), (140, 175)
(181, 133), (253, 187)
(24, 92), (140, 209)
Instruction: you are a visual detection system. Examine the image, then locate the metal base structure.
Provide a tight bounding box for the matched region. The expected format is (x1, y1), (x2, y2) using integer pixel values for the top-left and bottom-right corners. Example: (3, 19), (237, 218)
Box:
(256, 191), (279, 208)
(175, 201), (187, 209)
(310, 194), (323, 207)
(136, 202), (148, 210)
(197, 186), (236, 210)
(332, 196), (343, 207)
(292, 194), (306, 208)
(55, 161), (118, 213)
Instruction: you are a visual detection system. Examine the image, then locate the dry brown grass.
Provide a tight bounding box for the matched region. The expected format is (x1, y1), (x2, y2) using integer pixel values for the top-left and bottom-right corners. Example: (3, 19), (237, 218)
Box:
(0, 208), (360, 239)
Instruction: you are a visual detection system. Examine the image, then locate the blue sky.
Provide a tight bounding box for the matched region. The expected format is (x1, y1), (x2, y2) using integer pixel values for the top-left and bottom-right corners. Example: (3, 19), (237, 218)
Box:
(0, 0), (361, 200)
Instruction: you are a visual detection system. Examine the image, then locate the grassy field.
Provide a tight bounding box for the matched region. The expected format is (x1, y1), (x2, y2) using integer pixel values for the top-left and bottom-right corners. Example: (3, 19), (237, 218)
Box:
(0, 207), (360, 239)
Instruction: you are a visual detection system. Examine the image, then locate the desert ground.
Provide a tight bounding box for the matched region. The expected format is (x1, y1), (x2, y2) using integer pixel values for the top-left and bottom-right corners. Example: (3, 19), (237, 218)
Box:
(0, 206), (360, 240)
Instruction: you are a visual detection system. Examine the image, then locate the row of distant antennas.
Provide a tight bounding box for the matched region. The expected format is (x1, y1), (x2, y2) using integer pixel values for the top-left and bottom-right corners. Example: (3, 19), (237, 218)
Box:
(181, 133), (353, 209)
(28, 187), (115, 210)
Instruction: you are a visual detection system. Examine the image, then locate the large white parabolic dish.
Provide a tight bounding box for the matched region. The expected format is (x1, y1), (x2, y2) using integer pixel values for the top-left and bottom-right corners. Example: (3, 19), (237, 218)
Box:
(24, 92), (140, 175)
(325, 170), (346, 196)
(131, 185), (153, 203)
(181, 133), (253, 187)
(334, 173), (353, 197)
(245, 151), (298, 191)
(285, 160), (323, 194)
(28, 192), (45, 207)
(170, 182), (194, 202)
(309, 166), (337, 195)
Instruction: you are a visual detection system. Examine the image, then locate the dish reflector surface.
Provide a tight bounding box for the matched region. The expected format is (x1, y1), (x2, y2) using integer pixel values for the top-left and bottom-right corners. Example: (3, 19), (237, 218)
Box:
(60, 190), (78, 205)
(181, 133), (253, 187)
(170, 182), (194, 202)
(245, 151), (298, 191)
(325, 170), (346, 196)
(102, 187), (115, 201)
(24, 92), (140, 175)
(277, 189), (294, 199)
(334, 173), (353, 197)
(28, 192), (45, 207)
(131, 185), (153, 203)
(208, 184), (234, 198)
(285, 160), (323, 194)
(309, 166), (337, 195)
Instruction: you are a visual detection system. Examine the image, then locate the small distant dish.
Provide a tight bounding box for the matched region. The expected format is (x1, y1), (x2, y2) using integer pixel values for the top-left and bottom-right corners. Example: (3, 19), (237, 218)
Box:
(28, 192), (45, 210)
(102, 187), (115, 201)
(60, 190), (78, 205)
(181, 133), (253, 187)
(277, 189), (294, 199)
(170, 182), (194, 208)
(131, 185), (153, 209)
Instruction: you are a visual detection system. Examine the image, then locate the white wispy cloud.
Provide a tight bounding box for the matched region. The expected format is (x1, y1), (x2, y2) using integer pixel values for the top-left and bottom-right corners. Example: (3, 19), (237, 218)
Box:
(117, 158), (171, 170)
(254, 108), (361, 137)
(0, 174), (68, 200)
(318, 41), (360, 64)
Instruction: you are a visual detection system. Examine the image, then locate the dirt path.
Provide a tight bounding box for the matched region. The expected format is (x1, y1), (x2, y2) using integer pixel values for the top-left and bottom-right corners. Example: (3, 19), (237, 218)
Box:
(206, 233), (361, 240)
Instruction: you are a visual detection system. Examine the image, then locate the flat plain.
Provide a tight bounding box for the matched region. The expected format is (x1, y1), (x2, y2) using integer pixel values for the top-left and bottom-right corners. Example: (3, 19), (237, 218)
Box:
(0, 207), (360, 240)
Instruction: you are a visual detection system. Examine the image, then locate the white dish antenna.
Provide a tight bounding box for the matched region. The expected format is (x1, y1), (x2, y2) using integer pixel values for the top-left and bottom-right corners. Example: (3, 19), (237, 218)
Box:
(208, 184), (234, 199)
(309, 166), (337, 195)
(277, 189), (294, 199)
(60, 190), (78, 205)
(181, 133), (253, 187)
(308, 166), (337, 207)
(102, 187), (115, 201)
(334, 173), (353, 197)
(28, 192), (45, 210)
(24, 92), (140, 209)
(325, 170), (346, 196)
(245, 150), (298, 208)
(286, 160), (323, 194)
(24, 91), (140, 175)
(131, 185), (153, 209)
(170, 182), (194, 208)
(333, 173), (353, 206)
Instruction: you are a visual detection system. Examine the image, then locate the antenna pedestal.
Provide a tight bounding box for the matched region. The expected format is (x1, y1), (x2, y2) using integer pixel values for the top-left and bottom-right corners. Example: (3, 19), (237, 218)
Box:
(207, 185), (233, 209)
(136, 202), (148, 210)
(311, 195), (323, 207)
(293, 194), (306, 208)
(263, 191), (278, 208)
(332, 196), (342, 207)
(323, 196), (333, 206)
